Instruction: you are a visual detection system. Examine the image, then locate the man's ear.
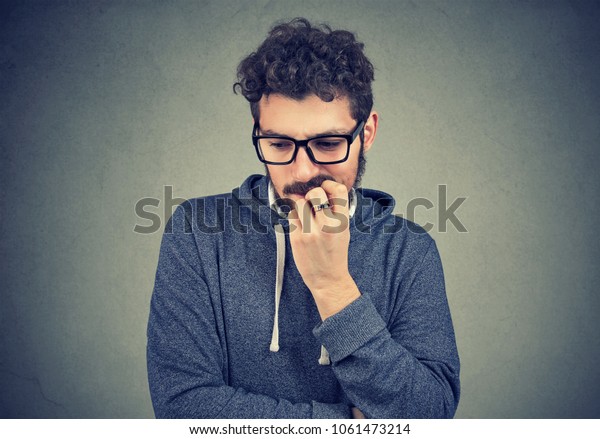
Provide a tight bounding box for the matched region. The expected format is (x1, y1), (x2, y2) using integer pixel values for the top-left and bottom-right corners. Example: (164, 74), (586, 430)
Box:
(362, 111), (378, 153)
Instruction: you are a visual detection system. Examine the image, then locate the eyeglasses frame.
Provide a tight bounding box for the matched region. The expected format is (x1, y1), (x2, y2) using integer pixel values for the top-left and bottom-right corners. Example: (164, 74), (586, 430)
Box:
(252, 120), (366, 165)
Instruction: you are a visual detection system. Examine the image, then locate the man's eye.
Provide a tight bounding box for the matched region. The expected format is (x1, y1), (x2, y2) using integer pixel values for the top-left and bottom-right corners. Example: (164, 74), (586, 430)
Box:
(313, 139), (343, 149)
(269, 140), (294, 149)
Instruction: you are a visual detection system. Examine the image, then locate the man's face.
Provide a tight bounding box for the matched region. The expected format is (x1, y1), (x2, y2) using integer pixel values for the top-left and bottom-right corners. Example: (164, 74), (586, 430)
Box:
(257, 94), (376, 205)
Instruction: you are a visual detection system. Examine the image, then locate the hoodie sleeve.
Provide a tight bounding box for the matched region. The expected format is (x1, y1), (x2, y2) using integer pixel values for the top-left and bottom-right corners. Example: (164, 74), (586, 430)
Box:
(312, 239), (460, 419)
(147, 204), (351, 419)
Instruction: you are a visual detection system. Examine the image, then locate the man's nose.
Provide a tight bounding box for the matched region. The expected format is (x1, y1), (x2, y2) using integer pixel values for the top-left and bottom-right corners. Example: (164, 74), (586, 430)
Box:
(292, 146), (320, 182)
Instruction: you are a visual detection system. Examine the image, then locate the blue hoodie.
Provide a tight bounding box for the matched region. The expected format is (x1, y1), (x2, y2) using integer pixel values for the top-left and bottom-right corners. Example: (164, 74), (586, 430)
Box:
(147, 174), (460, 418)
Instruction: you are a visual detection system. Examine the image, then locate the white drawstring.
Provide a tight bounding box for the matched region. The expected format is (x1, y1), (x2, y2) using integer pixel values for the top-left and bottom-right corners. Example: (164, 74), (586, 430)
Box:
(270, 223), (285, 352)
(318, 345), (331, 365)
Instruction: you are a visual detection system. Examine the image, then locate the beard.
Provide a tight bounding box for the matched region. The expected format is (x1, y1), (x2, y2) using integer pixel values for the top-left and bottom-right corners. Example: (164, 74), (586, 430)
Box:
(266, 144), (367, 210)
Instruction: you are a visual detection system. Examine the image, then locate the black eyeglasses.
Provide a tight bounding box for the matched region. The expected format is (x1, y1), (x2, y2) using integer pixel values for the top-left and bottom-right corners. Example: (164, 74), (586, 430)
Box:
(252, 120), (365, 165)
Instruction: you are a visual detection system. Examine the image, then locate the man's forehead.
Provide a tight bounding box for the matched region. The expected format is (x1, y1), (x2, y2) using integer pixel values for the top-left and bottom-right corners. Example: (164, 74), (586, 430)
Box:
(257, 93), (354, 135)
(258, 93), (350, 109)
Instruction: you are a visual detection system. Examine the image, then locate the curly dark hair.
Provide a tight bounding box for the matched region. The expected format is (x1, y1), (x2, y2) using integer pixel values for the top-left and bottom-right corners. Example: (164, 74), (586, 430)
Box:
(233, 18), (375, 123)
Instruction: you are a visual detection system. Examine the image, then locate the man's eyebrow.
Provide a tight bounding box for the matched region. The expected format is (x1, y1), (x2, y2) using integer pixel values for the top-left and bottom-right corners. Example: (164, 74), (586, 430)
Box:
(260, 127), (351, 137)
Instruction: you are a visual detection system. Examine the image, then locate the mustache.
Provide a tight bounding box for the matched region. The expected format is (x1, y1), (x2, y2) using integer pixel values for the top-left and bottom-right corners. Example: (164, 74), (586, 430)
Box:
(283, 175), (336, 196)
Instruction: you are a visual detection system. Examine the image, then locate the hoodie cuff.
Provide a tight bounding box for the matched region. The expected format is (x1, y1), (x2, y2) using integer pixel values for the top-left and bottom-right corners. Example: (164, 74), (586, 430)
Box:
(312, 295), (387, 363)
(311, 401), (351, 418)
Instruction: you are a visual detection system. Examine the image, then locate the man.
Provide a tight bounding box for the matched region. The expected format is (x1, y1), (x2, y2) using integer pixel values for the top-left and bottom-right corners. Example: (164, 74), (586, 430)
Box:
(147, 18), (460, 419)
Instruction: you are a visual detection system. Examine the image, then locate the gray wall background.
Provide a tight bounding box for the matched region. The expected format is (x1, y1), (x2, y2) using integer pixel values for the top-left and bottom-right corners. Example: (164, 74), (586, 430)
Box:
(1, 0), (599, 418)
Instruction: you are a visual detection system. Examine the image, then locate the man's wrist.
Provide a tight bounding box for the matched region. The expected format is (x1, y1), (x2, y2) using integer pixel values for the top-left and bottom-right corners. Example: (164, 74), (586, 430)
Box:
(311, 275), (361, 320)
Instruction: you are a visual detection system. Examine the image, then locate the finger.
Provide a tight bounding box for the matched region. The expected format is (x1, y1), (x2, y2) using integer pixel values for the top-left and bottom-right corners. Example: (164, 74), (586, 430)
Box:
(306, 185), (347, 234)
(305, 187), (329, 216)
(320, 180), (349, 215)
(352, 407), (366, 419)
(287, 200), (301, 235)
(292, 198), (313, 233)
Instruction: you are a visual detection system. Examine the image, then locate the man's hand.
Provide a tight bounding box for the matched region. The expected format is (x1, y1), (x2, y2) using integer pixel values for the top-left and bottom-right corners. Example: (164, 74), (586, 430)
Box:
(352, 407), (366, 419)
(287, 180), (361, 320)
